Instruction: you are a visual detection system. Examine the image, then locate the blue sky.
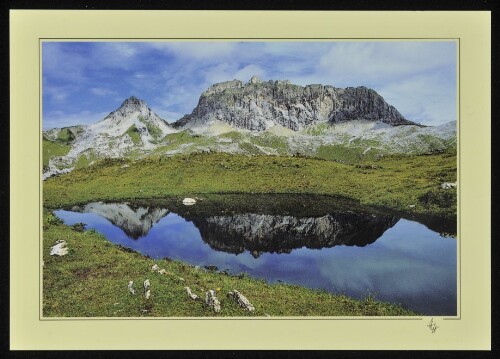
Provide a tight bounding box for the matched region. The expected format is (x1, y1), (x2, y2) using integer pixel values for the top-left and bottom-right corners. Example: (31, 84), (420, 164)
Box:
(42, 41), (457, 130)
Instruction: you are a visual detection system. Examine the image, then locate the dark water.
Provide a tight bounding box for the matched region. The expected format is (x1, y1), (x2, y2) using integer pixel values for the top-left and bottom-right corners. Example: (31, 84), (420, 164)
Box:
(54, 194), (457, 315)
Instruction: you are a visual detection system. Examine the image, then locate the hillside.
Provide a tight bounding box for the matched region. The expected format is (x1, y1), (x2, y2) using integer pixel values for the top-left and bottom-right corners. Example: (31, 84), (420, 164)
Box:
(42, 78), (455, 180)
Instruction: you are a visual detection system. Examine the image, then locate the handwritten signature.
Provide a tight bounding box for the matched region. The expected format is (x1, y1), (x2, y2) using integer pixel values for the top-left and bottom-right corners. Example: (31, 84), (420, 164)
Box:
(427, 318), (439, 333)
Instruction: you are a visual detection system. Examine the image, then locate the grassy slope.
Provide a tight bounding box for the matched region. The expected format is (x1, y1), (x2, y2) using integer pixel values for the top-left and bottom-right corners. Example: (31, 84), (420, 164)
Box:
(43, 213), (416, 317)
(42, 138), (71, 167)
(43, 151), (457, 219)
(126, 125), (141, 144)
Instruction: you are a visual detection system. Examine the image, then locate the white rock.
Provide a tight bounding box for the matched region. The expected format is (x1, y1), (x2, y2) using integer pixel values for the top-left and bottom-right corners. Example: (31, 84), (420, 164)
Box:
(441, 182), (457, 189)
(182, 198), (196, 205)
(50, 240), (69, 256)
(151, 264), (159, 272)
(228, 290), (255, 312)
(128, 281), (136, 295)
(121, 164), (130, 168)
(144, 279), (151, 299)
(205, 290), (221, 312)
(185, 287), (199, 300)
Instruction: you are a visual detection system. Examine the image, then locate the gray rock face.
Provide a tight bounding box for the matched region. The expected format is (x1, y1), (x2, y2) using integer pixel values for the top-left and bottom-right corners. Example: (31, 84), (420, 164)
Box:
(175, 77), (416, 131)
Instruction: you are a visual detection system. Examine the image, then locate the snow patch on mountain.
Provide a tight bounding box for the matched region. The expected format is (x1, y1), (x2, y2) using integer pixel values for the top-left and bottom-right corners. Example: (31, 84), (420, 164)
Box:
(43, 97), (176, 179)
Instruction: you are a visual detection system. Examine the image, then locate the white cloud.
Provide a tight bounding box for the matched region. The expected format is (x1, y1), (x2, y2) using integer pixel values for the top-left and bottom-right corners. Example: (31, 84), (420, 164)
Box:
(42, 43), (88, 83)
(44, 85), (78, 103)
(149, 42), (238, 60)
(89, 87), (117, 97)
(317, 41), (456, 87)
(89, 42), (141, 70)
(379, 74), (456, 125)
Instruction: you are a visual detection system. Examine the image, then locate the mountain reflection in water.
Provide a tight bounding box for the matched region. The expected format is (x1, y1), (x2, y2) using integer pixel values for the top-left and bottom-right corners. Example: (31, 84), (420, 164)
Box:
(55, 194), (457, 315)
(196, 213), (398, 257)
(67, 197), (399, 256)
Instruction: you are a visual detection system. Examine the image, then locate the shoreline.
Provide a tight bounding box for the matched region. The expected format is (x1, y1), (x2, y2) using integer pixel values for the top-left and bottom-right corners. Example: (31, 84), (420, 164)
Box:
(43, 152), (457, 220)
(42, 211), (418, 317)
(42, 151), (456, 317)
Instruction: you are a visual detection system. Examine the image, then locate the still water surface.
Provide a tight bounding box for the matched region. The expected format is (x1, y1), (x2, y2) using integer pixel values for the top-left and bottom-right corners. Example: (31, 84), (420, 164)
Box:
(55, 194), (457, 315)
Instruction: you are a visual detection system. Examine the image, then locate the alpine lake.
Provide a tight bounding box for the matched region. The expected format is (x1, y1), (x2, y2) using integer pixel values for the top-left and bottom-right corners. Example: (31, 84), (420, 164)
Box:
(54, 193), (457, 316)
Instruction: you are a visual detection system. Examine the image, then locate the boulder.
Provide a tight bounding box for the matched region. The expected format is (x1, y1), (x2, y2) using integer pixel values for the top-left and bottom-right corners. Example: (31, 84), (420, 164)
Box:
(205, 290), (221, 312)
(128, 281), (136, 295)
(441, 182), (457, 189)
(185, 287), (199, 300)
(227, 290), (255, 312)
(50, 240), (69, 256)
(182, 198), (196, 205)
(144, 279), (151, 299)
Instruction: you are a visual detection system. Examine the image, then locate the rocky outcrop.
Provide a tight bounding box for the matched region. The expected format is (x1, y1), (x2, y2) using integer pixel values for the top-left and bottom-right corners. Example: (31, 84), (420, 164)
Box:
(43, 125), (86, 143)
(174, 77), (416, 131)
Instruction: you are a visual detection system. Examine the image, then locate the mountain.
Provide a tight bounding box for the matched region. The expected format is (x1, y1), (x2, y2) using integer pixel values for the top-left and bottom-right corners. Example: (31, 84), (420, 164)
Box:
(89, 96), (172, 141)
(43, 96), (174, 179)
(174, 76), (416, 131)
(43, 78), (456, 180)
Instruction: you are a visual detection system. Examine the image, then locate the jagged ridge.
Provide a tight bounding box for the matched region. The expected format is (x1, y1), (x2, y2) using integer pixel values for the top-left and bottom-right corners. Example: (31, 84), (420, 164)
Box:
(174, 76), (416, 131)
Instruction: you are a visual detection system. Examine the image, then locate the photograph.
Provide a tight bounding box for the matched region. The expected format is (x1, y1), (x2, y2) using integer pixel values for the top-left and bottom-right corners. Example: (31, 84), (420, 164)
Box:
(41, 40), (458, 318)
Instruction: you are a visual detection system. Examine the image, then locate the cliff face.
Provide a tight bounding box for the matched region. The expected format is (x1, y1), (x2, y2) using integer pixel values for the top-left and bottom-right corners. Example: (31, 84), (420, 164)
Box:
(175, 76), (416, 131)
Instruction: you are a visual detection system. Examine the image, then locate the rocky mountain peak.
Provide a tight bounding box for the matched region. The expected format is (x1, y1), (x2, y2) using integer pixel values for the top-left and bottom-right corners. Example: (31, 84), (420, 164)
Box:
(249, 75), (263, 84)
(117, 96), (149, 114)
(175, 78), (417, 131)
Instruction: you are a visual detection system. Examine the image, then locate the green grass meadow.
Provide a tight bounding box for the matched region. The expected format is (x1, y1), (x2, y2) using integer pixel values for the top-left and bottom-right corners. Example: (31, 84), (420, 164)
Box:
(43, 151), (457, 219)
(42, 149), (456, 317)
